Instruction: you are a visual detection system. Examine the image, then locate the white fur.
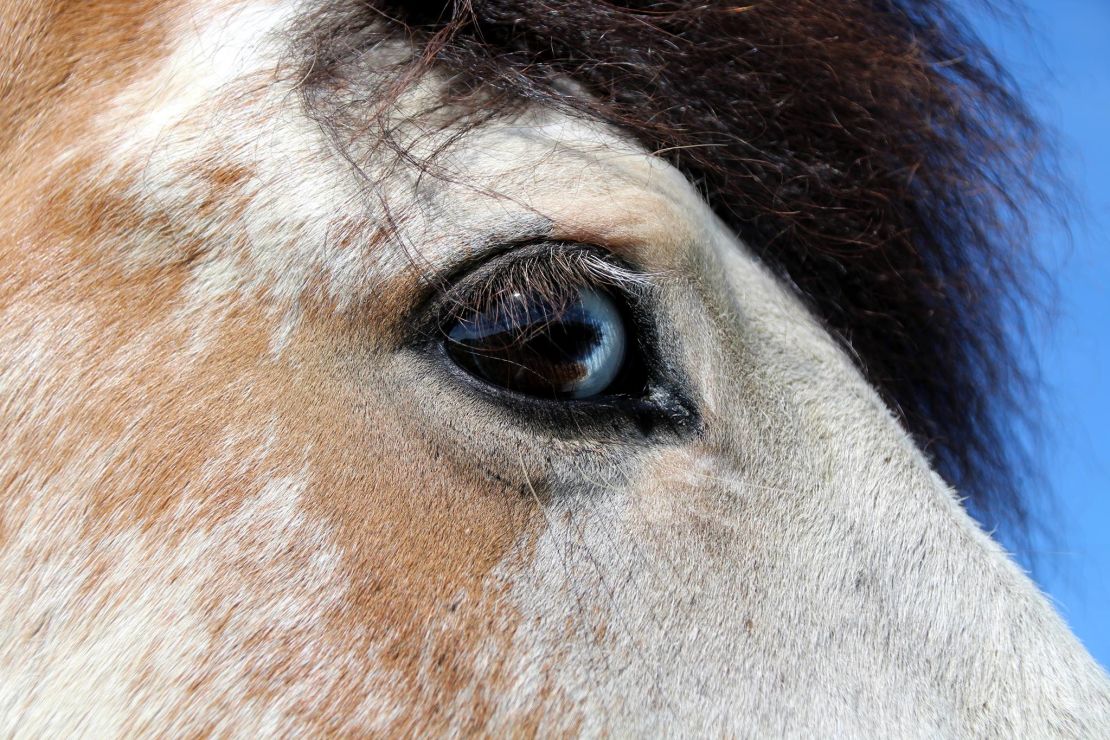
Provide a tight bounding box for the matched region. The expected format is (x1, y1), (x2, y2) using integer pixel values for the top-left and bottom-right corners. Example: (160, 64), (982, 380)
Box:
(1, 0), (1108, 735)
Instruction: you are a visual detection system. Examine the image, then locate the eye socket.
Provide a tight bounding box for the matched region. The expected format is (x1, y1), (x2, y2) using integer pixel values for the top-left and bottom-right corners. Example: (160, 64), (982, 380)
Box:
(424, 244), (700, 436)
(444, 286), (629, 400)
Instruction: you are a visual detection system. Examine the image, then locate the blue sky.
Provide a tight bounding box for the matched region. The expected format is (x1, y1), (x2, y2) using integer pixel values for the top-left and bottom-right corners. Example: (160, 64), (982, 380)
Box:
(960, 0), (1110, 668)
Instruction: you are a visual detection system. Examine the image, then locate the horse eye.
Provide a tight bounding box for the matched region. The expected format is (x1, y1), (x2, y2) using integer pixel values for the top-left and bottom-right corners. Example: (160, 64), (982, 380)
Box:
(444, 287), (628, 400)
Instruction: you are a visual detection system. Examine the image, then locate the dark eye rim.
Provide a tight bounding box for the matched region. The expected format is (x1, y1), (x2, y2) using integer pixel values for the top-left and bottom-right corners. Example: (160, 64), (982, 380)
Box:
(429, 335), (700, 440)
(410, 241), (702, 438)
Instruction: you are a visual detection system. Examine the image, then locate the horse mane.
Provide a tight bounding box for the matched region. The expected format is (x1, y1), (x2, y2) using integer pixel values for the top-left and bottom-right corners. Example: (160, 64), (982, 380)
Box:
(297, 0), (1054, 550)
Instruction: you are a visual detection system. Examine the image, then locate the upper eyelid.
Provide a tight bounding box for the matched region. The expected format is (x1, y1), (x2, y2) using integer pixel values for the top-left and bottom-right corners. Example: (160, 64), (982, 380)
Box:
(506, 244), (649, 290)
(434, 243), (656, 316)
(401, 241), (661, 350)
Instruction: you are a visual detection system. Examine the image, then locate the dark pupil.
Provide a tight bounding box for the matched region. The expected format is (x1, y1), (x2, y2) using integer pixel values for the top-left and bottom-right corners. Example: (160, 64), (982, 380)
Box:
(446, 292), (609, 398)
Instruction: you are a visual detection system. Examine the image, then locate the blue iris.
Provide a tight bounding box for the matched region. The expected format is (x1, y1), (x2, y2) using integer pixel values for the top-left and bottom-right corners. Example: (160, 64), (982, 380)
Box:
(446, 287), (627, 399)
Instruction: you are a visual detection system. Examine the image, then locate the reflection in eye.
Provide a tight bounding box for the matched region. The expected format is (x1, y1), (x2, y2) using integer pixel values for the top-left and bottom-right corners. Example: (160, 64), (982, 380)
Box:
(445, 287), (627, 399)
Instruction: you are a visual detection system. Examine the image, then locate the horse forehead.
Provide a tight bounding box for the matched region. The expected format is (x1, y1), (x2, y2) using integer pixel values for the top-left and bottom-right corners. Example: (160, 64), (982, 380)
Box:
(36, 1), (709, 326)
(7, 0), (711, 300)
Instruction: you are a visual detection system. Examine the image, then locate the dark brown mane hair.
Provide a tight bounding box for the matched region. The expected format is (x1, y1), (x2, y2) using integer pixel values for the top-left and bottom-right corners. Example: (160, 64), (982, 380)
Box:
(297, 0), (1054, 551)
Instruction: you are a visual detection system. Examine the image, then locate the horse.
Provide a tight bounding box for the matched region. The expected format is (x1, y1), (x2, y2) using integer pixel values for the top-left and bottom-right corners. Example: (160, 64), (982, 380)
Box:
(1, 0), (1107, 734)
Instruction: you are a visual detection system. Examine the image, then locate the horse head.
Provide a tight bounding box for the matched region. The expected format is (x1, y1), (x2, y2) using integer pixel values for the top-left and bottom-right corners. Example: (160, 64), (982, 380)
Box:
(1, 0), (1107, 734)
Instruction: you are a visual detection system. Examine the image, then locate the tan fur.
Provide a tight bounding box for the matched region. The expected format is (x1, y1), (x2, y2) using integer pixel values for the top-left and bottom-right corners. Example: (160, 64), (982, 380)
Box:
(0, 3), (550, 733)
(1, 1), (1108, 736)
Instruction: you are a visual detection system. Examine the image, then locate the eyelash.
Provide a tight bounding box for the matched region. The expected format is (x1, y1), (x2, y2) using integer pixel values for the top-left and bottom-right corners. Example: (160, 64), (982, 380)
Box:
(413, 242), (700, 438)
(434, 245), (652, 328)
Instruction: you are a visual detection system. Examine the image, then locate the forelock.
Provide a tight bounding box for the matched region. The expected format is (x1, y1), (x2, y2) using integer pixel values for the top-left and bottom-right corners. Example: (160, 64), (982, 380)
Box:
(292, 0), (1055, 551)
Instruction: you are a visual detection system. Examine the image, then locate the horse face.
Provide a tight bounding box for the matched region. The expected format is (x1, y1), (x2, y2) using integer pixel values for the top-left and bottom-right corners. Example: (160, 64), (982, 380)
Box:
(1, 1), (1107, 734)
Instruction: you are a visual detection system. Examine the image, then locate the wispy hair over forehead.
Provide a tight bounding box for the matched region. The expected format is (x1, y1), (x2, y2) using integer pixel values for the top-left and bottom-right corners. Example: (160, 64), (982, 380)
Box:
(296, 0), (1054, 548)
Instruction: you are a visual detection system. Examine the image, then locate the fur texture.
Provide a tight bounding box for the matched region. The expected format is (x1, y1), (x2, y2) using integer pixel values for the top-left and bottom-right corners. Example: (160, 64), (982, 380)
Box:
(297, 0), (1055, 543)
(0, 0), (1106, 735)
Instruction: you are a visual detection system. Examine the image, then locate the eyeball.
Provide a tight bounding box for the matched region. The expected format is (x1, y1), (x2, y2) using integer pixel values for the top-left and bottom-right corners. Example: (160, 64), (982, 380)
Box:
(445, 286), (627, 400)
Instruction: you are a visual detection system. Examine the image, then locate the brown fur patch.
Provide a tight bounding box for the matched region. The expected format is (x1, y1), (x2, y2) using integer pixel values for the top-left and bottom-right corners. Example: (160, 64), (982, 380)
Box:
(0, 1), (174, 183)
(0, 181), (546, 733)
(0, 3), (550, 729)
